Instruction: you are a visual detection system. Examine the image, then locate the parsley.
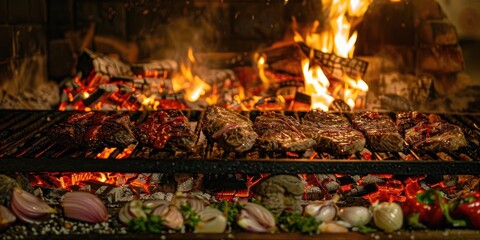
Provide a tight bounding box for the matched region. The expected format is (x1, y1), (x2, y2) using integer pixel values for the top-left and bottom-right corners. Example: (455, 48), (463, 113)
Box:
(180, 205), (201, 228)
(129, 215), (164, 233)
(278, 211), (318, 234)
(212, 200), (244, 225)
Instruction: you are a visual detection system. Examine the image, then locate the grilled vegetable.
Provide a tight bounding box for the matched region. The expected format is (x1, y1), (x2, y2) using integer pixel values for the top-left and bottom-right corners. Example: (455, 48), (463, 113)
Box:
(194, 207), (227, 233)
(10, 187), (56, 224)
(338, 206), (372, 227)
(62, 191), (108, 223)
(0, 205), (16, 231)
(304, 199), (338, 223)
(451, 192), (480, 229)
(237, 202), (276, 233)
(372, 201), (403, 232)
(402, 190), (465, 229)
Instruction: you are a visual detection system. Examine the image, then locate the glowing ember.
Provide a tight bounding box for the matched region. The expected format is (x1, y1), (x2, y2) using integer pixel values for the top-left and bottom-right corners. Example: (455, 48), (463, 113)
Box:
(96, 147), (117, 159)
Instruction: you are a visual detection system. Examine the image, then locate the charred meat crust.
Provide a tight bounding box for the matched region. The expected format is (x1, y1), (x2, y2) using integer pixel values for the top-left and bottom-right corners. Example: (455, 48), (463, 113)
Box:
(352, 112), (404, 152)
(201, 106), (257, 153)
(303, 110), (366, 155)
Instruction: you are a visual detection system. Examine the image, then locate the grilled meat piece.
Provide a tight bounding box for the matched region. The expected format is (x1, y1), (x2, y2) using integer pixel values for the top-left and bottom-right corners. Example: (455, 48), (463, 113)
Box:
(136, 110), (196, 151)
(51, 112), (137, 150)
(254, 112), (316, 152)
(405, 121), (467, 153)
(396, 111), (429, 135)
(303, 110), (365, 155)
(50, 112), (95, 147)
(352, 112), (404, 152)
(202, 106), (257, 153)
(84, 113), (137, 150)
(303, 110), (351, 129)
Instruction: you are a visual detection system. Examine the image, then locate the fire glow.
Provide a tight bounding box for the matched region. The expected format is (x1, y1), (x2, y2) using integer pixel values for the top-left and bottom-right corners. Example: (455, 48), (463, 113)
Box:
(298, 0), (371, 110)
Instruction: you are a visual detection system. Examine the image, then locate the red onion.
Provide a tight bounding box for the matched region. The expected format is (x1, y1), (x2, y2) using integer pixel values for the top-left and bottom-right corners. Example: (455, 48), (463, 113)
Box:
(62, 191), (108, 223)
(10, 187), (56, 224)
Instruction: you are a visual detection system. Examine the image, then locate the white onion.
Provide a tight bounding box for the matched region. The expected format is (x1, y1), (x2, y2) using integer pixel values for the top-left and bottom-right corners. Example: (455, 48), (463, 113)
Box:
(372, 202), (403, 232)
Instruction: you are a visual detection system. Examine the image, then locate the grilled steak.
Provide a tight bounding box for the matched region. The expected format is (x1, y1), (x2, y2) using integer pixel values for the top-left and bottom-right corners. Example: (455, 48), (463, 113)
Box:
(303, 110), (366, 155)
(201, 106), (257, 153)
(405, 121), (467, 153)
(254, 112), (316, 152)
(51, 112), (137, 150)
(395, 111), (429, 135)
(352, 112), (404, 152)
(136, 110), (196, 151)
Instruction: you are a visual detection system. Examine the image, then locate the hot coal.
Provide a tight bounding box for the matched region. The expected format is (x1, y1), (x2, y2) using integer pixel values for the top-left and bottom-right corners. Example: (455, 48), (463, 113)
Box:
(352, 112), (404, 152)
(51, 112), (137, 151)
(136, 110), (196, 151)
(303, 110), (366, 155)
(201, 106), (257, 153)
(404, 121), (468, 153)
(253, 112), (316, 152)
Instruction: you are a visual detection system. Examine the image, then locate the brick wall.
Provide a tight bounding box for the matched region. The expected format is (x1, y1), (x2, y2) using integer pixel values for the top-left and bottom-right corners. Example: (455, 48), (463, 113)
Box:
(0, 0), (322, 82)
(46, 0), (306, 80)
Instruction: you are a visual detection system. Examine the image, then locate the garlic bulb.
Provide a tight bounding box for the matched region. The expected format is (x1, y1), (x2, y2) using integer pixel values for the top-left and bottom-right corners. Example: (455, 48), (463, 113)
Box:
(373, 202), (403, 232)
(237, 202), (276, 233)
(10, 187), (56, 224)
(338, 206), (372, 227)
(0, 205), (16, 231)
(143, 200), (169, 214)
(118, 200), (147, 225)
(318, 220), (349, 233)
(194, 207), (227, 233)
(62, 191), (108, 223)
(151, 204), (184, 230)
(304, 200), (338, 223)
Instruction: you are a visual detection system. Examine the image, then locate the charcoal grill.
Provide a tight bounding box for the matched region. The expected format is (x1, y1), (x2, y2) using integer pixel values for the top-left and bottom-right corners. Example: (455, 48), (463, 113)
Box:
(1, 110), (480, 239)
(0, 110), (479, 175)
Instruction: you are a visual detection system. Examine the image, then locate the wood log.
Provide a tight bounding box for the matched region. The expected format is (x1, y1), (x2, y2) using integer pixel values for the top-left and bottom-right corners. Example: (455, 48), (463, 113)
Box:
(417, 45), (464, 73)
(418, 20), (459, 46)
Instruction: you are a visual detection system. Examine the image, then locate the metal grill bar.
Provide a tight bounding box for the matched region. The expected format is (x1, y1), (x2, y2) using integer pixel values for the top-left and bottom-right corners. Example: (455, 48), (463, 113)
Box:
(0, 110), (478, 174)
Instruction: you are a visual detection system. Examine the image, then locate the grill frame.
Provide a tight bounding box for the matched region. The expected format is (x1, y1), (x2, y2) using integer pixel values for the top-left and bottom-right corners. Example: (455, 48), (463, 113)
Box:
(0, 110), (479, 175)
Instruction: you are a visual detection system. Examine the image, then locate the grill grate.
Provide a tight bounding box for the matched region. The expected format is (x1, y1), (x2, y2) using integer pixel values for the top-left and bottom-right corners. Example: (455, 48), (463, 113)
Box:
(0, 110), (479, 175)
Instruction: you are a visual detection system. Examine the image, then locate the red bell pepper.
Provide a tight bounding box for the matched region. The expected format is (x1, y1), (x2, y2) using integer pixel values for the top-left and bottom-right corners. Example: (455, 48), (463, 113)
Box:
(451, 192), (480, 229)
(402, 189), (466, 229)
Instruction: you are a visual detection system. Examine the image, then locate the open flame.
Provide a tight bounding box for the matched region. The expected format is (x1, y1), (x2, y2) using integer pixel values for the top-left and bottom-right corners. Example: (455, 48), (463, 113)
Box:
(301, 58), (334, 111)
(172, 48), (212, 103)
(296, 0), (372, 110)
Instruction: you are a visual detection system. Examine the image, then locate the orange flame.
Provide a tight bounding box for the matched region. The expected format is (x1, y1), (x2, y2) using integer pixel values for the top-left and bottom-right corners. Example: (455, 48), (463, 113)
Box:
(297, 0), (371, 110)
(96, 147), (117, 159)
(301, 58), (334, 111)
(172, 47), (211, 103)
